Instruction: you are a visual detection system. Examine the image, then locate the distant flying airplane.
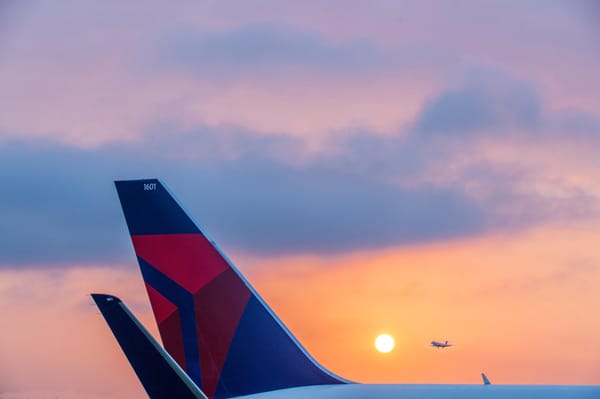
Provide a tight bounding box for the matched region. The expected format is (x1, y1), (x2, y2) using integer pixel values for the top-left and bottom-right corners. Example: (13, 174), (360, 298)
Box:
(431, 340), (453, 348)
(94, 178), (600, 399)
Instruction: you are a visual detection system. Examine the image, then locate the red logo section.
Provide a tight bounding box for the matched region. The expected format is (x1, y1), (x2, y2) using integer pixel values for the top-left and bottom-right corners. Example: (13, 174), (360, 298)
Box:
(195, 268), (251, 397)
(133, 233), (253, 398)
(132, 234), (229, 293)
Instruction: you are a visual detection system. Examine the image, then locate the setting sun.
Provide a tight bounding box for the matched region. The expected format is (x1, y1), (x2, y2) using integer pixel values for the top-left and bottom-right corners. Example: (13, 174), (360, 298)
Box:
(374, 334), (395, 353)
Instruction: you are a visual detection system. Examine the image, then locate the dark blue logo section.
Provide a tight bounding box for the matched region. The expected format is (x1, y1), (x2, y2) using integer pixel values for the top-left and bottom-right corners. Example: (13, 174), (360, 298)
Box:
(138, 257), (203, 388)
(115, 179), (200, 235)
(215, 297), (345, 399)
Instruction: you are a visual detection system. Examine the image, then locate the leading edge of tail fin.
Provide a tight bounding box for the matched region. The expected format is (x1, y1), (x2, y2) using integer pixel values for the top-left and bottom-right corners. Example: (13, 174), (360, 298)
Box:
(91, 293), (207, 399)
(114, 179), (347, 399)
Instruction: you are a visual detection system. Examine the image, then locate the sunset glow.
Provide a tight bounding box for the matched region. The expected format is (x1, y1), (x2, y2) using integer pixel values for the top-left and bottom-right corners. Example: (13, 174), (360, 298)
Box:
(375, 334), (395, 353)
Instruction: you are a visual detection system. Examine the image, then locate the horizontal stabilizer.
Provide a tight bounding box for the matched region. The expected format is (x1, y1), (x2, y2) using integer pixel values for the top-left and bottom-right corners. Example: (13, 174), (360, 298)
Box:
(92, 293), (207, 399)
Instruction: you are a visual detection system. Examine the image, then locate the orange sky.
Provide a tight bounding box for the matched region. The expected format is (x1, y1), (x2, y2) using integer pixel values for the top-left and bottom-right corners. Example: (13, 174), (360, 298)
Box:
(248, 224), (600, 385)
(1, 224), (599, 398)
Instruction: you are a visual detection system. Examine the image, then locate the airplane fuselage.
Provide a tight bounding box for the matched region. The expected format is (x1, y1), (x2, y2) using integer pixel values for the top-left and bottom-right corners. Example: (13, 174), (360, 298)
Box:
(239, 383), (600, 399)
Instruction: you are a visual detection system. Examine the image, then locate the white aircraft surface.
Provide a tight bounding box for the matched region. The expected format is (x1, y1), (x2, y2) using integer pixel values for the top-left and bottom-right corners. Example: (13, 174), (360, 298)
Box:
(93, 178), (600, 399)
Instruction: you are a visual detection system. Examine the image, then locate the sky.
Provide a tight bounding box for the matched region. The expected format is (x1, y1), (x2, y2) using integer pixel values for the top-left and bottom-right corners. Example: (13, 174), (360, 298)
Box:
(1, 1), (600, 398)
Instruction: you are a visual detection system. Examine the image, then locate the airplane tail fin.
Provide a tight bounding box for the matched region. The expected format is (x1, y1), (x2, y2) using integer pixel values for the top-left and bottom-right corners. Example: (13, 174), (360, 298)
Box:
(114, 179), (346, 399)
(91, 293), (207, 399)
(481, 372), (491, 385)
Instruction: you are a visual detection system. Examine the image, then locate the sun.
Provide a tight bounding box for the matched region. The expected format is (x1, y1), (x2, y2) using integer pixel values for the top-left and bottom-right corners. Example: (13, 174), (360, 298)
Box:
(374, 333), (395, 353)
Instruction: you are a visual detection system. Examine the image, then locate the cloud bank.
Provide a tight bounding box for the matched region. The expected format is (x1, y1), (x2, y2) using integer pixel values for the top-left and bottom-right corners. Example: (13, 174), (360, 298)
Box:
(0, 130), (484, 266)
(2, 67), (598, 267)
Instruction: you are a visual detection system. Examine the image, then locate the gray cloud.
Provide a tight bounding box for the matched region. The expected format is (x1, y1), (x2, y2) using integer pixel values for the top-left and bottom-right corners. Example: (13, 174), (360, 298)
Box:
(0, 141), (135, 266)
(0, 126), (486, 267)
(414, 68), (542, 135)
(179, 155), (485, 254)
(157, 23), (390, 78)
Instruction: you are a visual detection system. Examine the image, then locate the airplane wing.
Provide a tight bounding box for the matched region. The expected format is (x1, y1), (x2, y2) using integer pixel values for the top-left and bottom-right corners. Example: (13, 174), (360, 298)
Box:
(91, 293), (207, 399)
